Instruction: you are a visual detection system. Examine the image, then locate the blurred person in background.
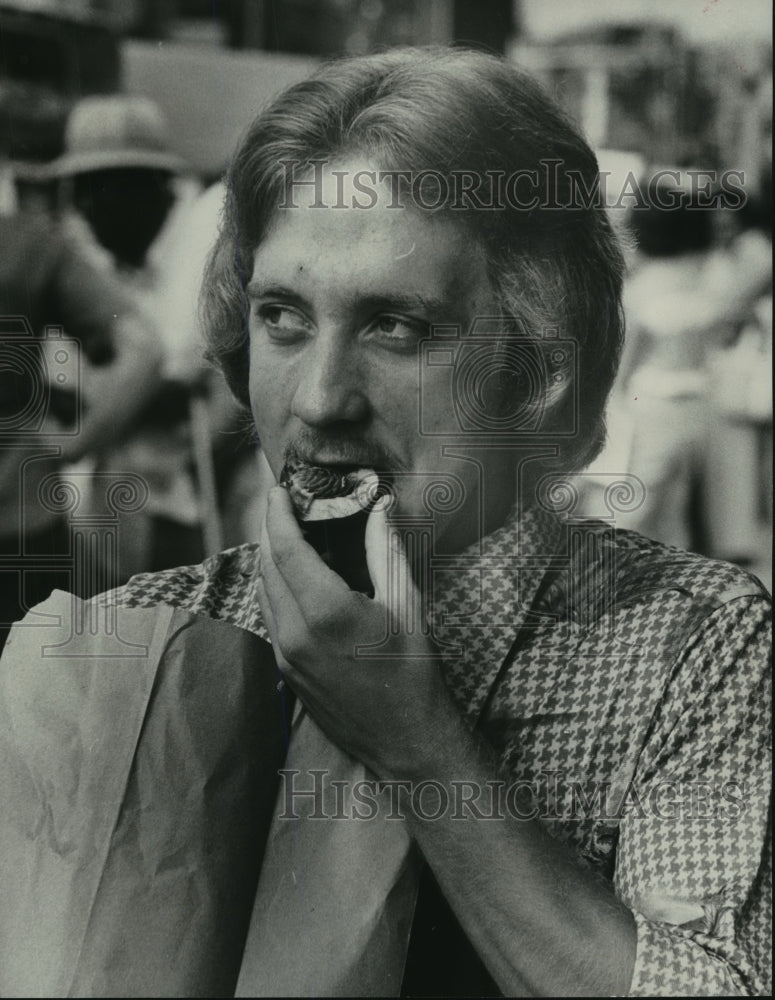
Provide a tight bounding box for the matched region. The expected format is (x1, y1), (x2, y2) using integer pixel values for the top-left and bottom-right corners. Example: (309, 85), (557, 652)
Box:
(0, 88), (163, 652)
(42, 95), (207, 579)
(150, 179), (274, 553)
(703, 179), (772, 575)
(585, 169), (771, 553)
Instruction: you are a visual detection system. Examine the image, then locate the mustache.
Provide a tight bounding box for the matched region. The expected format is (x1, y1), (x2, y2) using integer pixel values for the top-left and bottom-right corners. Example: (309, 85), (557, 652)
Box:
(284, 431), (406, 473)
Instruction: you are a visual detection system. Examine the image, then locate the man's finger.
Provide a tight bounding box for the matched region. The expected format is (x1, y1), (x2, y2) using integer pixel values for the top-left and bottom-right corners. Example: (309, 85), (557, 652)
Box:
(364, 504), (390, 605)
(260, 513), (326, 674)
(365, 506), (425, 634)
(264, 486), (350, 613)
(258, 512), (298, 638)
(255, 567), (281, 655)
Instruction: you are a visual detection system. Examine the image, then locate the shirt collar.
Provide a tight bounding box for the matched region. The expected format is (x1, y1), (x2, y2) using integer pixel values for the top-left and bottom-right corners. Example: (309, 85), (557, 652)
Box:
(430, 503), (562, 722)
(248, 500), (563, 721)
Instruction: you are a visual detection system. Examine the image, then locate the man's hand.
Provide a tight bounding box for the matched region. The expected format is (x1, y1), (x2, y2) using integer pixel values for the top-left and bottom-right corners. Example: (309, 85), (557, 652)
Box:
(258, 486), (637, 998)
(257, 485), (459, 778)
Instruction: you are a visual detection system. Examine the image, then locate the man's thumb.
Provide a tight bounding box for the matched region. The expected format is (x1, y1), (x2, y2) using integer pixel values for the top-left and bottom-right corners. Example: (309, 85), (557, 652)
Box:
(365, 505), (423, 630)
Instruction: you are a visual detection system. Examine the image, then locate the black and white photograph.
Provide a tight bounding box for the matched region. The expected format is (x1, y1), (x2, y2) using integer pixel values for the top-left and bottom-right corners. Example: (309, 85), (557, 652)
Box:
(0, 1), (771, 995)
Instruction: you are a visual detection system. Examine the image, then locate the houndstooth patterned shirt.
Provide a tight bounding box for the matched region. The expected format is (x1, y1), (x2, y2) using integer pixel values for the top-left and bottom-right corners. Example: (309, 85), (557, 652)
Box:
(113, 507), (772, 997)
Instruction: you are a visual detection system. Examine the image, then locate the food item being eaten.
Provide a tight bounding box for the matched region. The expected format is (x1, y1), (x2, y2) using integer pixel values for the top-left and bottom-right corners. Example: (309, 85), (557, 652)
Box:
(280, 459), (382, 594)
(281, 461), (379, 522)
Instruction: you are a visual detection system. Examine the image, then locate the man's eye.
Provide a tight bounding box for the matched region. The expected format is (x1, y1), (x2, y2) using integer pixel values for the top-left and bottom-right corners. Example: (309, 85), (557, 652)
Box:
(257, 305), (311, 339)
(370, 315), (425, 349)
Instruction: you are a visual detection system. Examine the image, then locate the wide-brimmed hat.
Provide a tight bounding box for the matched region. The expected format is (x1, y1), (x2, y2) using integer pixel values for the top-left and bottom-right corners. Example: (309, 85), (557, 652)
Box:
(35, 95), (186, 178)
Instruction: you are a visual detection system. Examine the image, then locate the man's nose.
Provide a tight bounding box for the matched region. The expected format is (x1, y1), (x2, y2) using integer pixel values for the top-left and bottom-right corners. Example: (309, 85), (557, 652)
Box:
(290, 331), (369, 427)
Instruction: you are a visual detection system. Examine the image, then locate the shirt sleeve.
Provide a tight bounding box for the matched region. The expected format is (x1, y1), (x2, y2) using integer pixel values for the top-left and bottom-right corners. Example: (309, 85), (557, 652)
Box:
(613, 594), (772, 996)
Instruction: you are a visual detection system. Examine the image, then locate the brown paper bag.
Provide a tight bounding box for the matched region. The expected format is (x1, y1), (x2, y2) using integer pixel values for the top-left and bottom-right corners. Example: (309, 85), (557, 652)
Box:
(0, 590), (289, 997)
(236, 704), (420, 997)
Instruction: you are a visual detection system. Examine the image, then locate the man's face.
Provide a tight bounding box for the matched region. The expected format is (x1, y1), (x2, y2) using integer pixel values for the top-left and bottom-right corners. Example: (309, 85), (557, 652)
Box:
(247, 161), (511, 552)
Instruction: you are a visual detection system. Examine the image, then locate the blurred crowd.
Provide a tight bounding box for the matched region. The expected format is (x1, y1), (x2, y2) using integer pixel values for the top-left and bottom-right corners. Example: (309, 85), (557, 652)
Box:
(0, 13), (772, 651)
(578, 166), (772, 573)
(0, 88), (268, 650)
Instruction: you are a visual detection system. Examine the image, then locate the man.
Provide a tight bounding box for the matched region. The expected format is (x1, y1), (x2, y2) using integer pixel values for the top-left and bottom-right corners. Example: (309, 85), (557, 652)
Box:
(0, 48), (770, 997)
(41, 94), (208, 578)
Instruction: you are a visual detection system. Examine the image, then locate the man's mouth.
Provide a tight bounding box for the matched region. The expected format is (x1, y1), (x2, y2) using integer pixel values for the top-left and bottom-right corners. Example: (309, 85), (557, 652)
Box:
(280, 452), (394, 521)
(285, 434), (400, 472)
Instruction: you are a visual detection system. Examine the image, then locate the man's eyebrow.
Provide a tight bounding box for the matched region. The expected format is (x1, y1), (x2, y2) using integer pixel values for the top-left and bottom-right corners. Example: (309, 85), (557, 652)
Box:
(245, 281), (304, 301)
(245, 282), (449, 317)
(357, 292), (448, 316)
